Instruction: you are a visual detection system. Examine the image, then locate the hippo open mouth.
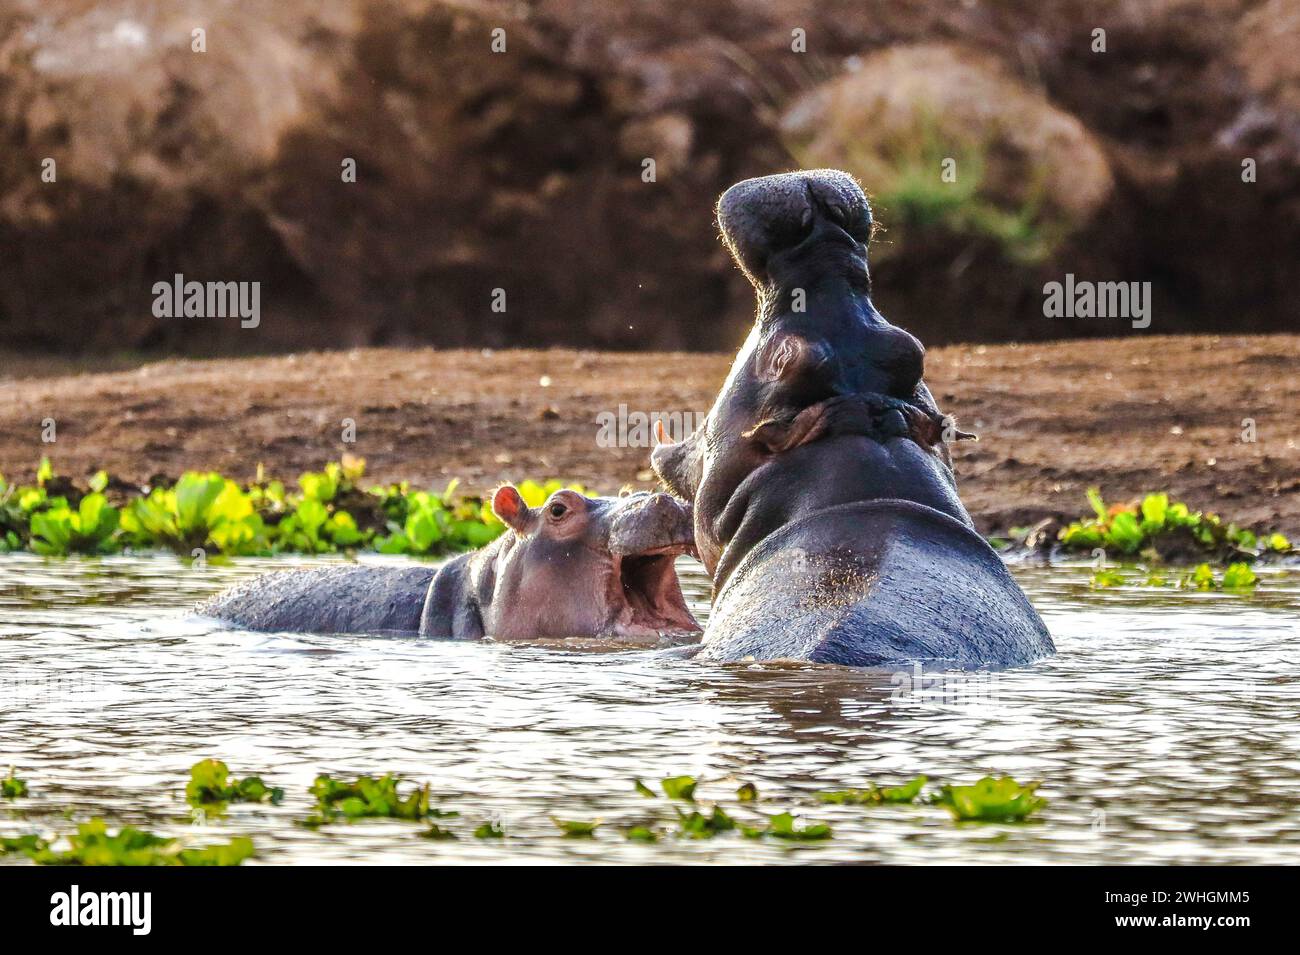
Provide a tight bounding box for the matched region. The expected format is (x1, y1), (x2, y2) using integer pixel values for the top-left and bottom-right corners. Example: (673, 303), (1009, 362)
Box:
(605, 493), (700, 639)
(611, 544), (699, 638)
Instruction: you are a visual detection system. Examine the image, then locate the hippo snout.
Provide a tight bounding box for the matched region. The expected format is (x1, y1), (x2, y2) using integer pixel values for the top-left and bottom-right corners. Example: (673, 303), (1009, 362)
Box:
(608, 492), (694, 557)
(717, 169), (873, 288)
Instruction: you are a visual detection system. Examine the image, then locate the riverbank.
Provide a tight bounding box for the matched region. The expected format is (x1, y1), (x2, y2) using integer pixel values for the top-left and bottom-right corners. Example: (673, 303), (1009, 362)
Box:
(2, 335), (1297, 535)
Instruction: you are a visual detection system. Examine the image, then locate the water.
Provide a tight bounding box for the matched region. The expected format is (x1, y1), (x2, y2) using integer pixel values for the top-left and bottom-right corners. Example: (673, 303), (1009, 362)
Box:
(2, 553), (1298, 864)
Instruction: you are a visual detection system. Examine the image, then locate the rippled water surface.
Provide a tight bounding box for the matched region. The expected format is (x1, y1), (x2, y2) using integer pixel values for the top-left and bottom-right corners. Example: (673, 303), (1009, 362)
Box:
(2, 553), (1298, 864)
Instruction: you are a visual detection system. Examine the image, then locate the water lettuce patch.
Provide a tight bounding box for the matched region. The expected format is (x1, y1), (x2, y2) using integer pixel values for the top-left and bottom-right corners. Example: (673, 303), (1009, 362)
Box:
(1090, 561), (1259, 592)
(1057, 489), (1290, 565)
(305, 773), (434, 825)
(2, 767), (28, 798)
(0, 765), (1053, 861)
(186, 759), (284, 806)
(935, 776), (1046, 822)
(817, 774), (927, 805)
(0, 457), (583, 559)
(3, 819), (253, 866)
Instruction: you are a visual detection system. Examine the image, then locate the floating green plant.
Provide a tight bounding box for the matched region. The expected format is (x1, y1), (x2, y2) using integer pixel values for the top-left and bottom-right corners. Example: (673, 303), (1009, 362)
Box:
(674, 805), (738, 839)
(1090, 561), (1259, 592)
(2, 767), (28, 799)
(660, 775), (698, 801)
(420, 822), (459, 840)
(935, 776), (1046, 822)
(0, 833), (45, 855)
(185, 759), (284, 807)
(817, 774), (927, 805)
(305, 773), (433, 825)
(13, 819), (253, 866)
(764, 812), (833, 841)
(553, 818), (601, 837)
(473, 821), (505, 839)
(1059, 489), (1290, 564)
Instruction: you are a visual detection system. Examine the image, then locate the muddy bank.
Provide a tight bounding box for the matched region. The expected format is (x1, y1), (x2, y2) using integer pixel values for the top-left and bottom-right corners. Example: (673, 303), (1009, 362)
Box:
(2, 335), (1297, 536)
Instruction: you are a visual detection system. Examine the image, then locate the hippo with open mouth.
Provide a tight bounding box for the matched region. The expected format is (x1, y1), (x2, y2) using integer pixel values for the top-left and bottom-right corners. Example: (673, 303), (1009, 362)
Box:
(652, 169), (1054, 669)
(199, 486), (699, 641)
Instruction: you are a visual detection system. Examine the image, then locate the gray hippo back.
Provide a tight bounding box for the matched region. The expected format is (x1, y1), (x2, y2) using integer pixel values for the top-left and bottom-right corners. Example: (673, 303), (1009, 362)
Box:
(199, 564), (436, 636)
(703, 499), (1052, 668)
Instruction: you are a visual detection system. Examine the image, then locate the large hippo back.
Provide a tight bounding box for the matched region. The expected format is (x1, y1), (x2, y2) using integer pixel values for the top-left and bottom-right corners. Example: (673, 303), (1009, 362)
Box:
(701, 500), (1053, 668)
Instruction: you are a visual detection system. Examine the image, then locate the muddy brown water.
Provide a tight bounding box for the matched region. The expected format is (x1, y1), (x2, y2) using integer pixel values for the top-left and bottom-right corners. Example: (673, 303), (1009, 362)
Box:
(2, 554), (1298, 864)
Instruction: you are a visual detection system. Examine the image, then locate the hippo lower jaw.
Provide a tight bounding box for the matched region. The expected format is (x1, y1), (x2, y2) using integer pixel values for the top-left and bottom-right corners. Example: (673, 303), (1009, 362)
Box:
(604, 544), (700, 641)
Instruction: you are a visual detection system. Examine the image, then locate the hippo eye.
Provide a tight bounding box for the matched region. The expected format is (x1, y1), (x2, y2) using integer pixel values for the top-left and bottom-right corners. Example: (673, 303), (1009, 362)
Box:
(548, 502), (568, 519)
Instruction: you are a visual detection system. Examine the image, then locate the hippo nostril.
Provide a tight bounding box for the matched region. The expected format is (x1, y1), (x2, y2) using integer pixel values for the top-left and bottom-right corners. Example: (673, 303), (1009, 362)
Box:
(825, 202), (848, 229)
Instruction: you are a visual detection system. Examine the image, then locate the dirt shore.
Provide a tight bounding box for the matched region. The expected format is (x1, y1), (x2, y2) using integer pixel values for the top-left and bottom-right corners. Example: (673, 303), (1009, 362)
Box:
(2, 335), (1298, 535)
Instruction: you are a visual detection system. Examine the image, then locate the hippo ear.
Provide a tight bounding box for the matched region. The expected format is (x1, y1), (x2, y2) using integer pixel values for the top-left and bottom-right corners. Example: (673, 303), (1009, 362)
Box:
(755, 332), (834, 398)
(743, 402), (832, 454)
(492, 485), (531, 533)
(757, 332), (811, 382)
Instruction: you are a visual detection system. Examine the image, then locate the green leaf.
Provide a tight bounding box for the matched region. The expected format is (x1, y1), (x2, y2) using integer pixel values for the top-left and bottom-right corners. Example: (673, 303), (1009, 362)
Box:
(552, 818), (600, 837)
(674, 805), (736, 839)
(936, 776), (1046, 822)
(817, 788), (878, 805)
(661, 775), (697, 801)
(2, 767), (28, 799)
(633, 778), (657, 798)
(624, 826), (658, 842)
(1222, 562), (1257, 591)
(298, 469), (338, 503)
(1139, 492), (1168, 529)
(817, 775), (926, 805)
(473, 822), (504, 839)
(186, 759), (283, 806)
(765, 812), (833, 841)
(1090, 570), (1125, 589)
(736, 782), (758, 802)
(1105, 512), (1144, 554)
(175, 474), (227, 534)
(1086, 486), (1108, 522)
(420, 824), (458, 840)
(308, 773), (432, 823)
(879, 774), (927, 803)
(177, 837), (255, 867)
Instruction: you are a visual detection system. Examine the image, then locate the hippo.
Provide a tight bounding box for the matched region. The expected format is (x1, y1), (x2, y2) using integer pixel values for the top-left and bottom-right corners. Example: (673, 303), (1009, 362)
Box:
(198, 486), (700, 641)
(652, 169), (1053, 669)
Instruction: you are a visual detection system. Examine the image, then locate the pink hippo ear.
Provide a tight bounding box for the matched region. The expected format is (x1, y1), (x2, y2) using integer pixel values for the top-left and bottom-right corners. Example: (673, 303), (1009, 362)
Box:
(492, 485), (531, 533)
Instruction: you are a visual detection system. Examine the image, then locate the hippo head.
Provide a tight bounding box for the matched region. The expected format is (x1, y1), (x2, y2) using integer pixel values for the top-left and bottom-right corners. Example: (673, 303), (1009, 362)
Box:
(654, 169), (944, 577)
(487, 485), (699, 640)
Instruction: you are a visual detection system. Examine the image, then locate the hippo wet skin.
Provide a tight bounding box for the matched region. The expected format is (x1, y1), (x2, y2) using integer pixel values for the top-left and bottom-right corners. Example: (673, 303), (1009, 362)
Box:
(199, 487), (699, 640)
(653, 169), (1053, 669)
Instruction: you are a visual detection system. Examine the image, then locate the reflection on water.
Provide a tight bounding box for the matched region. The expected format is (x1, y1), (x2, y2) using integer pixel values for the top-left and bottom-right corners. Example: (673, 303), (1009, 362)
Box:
(1, 552), (1298, 864)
